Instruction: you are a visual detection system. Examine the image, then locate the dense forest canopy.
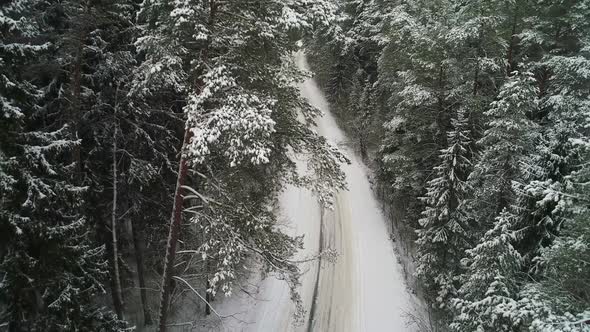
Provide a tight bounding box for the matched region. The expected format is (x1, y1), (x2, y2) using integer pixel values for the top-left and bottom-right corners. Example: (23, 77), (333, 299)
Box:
(1, 0), (344, 330)
(1, 0), (589, 331)
(308, 0), (590, 330)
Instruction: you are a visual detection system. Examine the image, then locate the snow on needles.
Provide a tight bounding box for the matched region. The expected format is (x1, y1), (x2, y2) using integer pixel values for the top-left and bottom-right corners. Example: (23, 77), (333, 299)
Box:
(186, 66), (276, 167)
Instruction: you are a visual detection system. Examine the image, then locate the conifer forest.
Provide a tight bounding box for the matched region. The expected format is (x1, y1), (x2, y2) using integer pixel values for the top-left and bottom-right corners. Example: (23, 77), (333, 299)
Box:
(1, 0), (589, 331)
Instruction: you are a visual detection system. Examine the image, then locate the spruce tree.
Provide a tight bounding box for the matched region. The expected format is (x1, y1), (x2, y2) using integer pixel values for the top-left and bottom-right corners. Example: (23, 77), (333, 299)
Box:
(0, 1), (122, 329)
(377, 0), (469, 234)
(307, 0), (590, 329)
(452, 209), (522, 332)
(511, 0), (590, 263)
(416, 110), (472, 309)
(467, 71), (540, 228)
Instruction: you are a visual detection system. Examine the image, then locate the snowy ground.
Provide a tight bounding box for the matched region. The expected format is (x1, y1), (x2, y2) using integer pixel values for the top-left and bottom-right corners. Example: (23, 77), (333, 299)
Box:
(192, 52), (424, 332)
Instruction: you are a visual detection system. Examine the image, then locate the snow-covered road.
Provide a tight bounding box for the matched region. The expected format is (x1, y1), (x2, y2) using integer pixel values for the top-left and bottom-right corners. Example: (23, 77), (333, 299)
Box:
(294, 52), (419, 332)
(212, 53), (421, 332)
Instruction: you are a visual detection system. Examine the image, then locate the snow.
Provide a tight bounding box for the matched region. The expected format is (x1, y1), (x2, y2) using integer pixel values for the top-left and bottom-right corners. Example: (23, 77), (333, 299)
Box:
(206, 52), (423, 331)
(296, 52), (422, 332)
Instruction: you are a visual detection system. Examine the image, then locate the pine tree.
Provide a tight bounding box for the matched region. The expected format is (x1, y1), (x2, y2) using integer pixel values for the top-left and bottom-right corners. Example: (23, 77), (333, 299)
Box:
(135, 0), (345, 329)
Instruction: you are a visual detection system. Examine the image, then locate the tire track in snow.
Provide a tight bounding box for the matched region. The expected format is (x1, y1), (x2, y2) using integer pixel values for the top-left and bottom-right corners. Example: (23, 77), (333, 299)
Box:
(309, 194), (358, 332)
(306, 209), (323, 332)
(295, 51), (360, 332)
(296, 51), (420, 332)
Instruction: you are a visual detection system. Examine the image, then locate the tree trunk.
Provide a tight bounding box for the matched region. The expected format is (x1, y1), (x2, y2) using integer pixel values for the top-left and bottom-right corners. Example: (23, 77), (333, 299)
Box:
(111, 86), (124, 320)
(472, 29), (483, 97)
(204, 229), (212, 316)
(506, 7), (519, 75)
(157, 130), (192, 332)
(157, 3), (216, 330)
(205, 278), (212, 315)
(472, 57), (480, 97)
(68, 37), (84, 185)
(359, 136), (368, 162)
(436, 64), (450, 145)
(69, 3), (90, 183)
(131, 218), (152, 325)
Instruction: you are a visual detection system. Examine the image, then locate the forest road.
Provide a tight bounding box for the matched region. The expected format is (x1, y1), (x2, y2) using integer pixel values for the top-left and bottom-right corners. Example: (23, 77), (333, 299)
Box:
(211, 53), (422, 332)
(294, 52), (420, 332)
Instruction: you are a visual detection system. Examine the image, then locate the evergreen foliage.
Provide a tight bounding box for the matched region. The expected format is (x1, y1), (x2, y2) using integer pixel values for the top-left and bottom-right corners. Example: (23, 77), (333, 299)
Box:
(2, 0), (589, 329)
(1, 1), (123, 329)
(416, 110), (472, 309)
(308, 0), (590, 329)
(2, 0), (345, 329)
